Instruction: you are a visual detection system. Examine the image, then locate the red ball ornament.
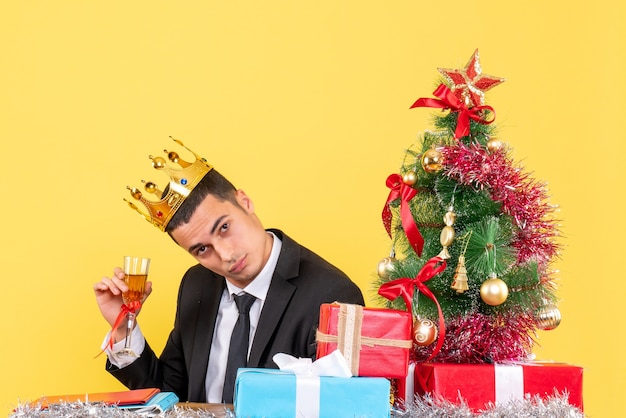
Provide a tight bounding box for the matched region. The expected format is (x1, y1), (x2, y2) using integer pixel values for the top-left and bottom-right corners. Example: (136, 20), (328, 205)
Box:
(413, 318), (438, 346)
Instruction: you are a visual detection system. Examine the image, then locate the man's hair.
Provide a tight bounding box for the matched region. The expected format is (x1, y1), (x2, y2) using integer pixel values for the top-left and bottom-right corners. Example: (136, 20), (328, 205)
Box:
(165, 169), (238, 233)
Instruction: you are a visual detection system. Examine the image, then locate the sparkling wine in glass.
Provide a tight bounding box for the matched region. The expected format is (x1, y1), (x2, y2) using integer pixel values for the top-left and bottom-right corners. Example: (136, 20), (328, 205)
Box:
(118, 255), (150, 357)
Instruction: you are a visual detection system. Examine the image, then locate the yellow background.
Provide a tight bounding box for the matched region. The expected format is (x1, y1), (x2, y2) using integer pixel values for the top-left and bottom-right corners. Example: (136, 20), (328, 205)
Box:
(1, 1), (623, 416)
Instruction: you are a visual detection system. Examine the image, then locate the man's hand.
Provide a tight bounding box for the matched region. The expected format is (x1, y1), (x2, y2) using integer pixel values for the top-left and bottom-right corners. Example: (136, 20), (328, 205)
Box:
(94, 267), (153, 342)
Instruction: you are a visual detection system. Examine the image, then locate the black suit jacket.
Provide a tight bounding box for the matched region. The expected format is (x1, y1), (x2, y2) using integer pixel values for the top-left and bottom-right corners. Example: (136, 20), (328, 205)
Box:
(107, 229), (364, 402)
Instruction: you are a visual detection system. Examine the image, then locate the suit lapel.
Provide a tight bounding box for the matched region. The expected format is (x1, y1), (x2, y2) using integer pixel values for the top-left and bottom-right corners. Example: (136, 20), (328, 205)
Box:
(187, 270), (225, 402)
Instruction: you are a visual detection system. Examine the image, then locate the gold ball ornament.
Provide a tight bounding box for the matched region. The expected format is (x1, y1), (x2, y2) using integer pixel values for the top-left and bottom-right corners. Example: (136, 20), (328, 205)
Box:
(535, 305), (562, 330)
(480, 277), (509, 306)
(402, 171), (418, 186)
(486, 138), (504, 152)
(413, 318), (438, 346)
(421, 148), (444, 173)
(376, 256), (397, 279)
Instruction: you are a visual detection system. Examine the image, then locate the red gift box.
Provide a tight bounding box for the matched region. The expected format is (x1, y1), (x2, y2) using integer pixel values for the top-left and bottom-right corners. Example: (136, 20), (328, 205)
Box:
(316, 303), (413, 378)
(405, 362), (583, 412)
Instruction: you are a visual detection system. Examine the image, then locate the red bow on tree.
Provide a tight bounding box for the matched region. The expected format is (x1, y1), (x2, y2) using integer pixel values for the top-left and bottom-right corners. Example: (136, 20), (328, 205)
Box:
(410, 84), (495, 139)
(382, 174), (424, 257)
(378, 256), (447, 361)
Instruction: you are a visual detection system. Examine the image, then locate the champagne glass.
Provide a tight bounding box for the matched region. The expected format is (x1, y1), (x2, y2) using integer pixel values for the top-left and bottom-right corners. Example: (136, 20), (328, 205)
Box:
(118, 256), (151, 357)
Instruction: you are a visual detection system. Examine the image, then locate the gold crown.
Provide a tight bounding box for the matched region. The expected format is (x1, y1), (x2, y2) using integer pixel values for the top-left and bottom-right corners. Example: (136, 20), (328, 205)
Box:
(125, 137), (213, 231)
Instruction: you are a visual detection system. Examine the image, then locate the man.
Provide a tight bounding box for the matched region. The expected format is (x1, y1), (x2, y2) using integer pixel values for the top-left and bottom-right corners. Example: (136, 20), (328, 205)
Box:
(93, 141), (364, 404)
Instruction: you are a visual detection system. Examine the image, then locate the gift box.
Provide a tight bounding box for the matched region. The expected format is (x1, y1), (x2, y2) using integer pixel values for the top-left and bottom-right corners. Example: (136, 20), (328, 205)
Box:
(410, 362), (583, 412)
(394, 361), (417, 404)
(316, 302), (413, 378)
(234, 368), (391, 418)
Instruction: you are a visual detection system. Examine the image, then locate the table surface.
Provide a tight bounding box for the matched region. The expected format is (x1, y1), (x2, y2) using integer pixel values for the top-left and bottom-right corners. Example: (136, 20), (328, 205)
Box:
(176, 402), (233, 417)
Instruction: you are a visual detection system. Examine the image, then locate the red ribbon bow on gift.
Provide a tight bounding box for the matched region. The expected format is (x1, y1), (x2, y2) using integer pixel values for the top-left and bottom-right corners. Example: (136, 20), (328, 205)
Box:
(382, 174), (424, 257)
(378, 256), (447, 362)
(410, 84), (496, 139)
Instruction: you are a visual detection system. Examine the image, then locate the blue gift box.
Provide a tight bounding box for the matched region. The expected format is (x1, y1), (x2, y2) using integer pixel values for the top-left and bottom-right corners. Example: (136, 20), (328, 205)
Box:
(234, 368), (390, 418)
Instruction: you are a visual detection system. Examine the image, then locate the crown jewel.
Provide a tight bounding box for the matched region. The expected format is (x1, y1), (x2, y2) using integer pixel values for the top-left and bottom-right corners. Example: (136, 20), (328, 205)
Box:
(125, 137), (213, 231)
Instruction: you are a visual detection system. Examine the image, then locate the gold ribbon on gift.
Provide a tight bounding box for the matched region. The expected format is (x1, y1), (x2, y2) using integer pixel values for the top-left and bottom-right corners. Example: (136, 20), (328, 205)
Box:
(316, 303), (413, 375)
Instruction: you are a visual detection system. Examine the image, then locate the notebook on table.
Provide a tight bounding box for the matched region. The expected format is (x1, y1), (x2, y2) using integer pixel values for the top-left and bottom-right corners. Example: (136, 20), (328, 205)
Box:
(30, 388), (161, 409)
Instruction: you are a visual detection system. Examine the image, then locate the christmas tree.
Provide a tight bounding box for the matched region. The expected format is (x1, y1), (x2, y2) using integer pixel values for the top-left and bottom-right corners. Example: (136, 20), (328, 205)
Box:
(376, 49), (562, 364)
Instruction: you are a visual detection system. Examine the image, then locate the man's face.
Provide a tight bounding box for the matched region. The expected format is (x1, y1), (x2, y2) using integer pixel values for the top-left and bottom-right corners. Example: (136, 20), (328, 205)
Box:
(170, 190), (273, 288)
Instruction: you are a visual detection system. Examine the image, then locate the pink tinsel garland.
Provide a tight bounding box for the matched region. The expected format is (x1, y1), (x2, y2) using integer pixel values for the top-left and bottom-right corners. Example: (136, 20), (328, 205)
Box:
(441, 142), (560, 268)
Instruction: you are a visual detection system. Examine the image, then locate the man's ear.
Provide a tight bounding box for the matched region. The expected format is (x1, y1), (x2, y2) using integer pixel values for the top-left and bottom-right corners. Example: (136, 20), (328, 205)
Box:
(235, 189), (255, 214)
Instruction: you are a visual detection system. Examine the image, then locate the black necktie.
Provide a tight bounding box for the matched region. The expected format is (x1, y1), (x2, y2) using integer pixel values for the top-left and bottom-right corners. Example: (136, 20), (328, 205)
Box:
(222, 292), (256, 403)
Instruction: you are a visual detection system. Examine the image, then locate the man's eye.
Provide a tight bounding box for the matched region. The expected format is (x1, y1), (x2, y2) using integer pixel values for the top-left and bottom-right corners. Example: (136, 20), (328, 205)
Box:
(197, 245), (208, 255)
(220, 223), (230, 232)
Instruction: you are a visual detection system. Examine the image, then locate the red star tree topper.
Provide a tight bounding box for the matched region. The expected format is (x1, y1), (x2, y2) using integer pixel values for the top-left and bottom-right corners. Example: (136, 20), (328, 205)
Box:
(438, 49), (505, 107)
